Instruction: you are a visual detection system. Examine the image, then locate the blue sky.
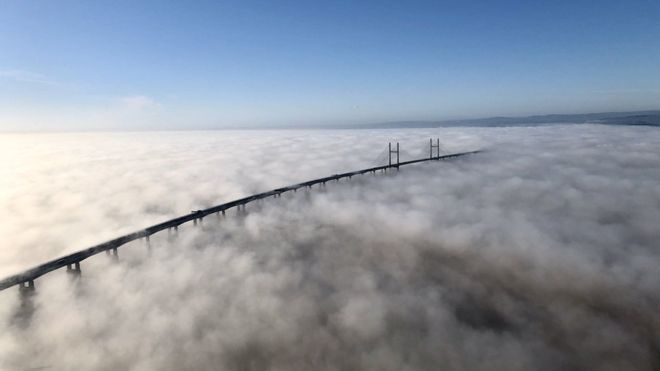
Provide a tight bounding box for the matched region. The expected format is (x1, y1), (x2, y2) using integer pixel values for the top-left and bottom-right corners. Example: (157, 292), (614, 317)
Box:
(1, 0), (659, 131)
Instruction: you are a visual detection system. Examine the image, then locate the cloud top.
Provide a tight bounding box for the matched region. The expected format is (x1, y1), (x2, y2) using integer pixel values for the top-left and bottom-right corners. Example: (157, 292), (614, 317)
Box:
(0, 125), (659, 370)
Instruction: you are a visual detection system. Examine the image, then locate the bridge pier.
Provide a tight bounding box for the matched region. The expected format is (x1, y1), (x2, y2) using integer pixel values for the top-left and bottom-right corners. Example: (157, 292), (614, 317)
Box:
(13, 281), (36, 328)
(18, 280), (35, 295)
(106, 248), (118, 261)
(236, 204), (247, 216)
(167, 226), (178, 242)
(66, 262), (82, 277)
(145, 235), (152, 255)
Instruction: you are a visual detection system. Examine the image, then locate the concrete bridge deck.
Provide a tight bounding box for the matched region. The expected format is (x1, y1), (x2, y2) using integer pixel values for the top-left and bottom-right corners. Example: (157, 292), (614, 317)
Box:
(0, 147), (480, 293)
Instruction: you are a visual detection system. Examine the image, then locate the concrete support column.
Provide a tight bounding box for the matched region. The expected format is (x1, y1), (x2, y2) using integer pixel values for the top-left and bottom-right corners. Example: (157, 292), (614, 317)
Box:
(237, 204), (247, 215)
(18, 280), (35, 295)
(106, 248), (118, 261)
(145, 235), (152, 255)
(15, 280), (36, 327)
(167, 226), (178, 241)
(66, 262), (82, 276)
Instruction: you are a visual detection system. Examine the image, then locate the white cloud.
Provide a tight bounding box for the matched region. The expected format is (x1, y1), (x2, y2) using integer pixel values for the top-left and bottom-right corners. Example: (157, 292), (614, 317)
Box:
(119, 95), (160, 111)
(0, 69), (59, 85)
(0, 125), (659, 370)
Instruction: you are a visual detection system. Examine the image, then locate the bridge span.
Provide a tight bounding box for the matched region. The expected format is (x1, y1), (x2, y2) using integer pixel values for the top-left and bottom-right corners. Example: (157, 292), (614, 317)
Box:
(0, 140), (480, 294)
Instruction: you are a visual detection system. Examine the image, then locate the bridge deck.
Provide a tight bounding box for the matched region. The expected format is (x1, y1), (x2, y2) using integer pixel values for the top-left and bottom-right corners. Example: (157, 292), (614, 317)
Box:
(0, 150), (480, 292)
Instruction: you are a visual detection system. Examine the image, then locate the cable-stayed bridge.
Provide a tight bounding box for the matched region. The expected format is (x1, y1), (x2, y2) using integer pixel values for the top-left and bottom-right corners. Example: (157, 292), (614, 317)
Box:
(0, 139), (480, 295)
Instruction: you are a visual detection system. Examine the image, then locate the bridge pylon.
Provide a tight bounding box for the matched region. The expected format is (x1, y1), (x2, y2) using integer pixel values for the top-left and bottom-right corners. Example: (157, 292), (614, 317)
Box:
(430, 138), (440, 159)
(389, 142), (400, 169)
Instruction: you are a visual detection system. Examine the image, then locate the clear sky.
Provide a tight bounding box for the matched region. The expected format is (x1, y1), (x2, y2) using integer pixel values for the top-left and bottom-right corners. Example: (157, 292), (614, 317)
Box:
(1, 0), (659, 131)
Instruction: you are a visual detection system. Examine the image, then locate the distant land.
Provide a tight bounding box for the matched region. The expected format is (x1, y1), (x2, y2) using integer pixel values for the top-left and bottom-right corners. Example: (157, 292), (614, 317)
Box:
(350, 110), (660, 129)
(236, 110), (660, 130)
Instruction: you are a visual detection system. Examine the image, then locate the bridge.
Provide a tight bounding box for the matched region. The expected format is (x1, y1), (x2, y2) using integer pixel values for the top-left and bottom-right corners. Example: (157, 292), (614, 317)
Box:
(0, 139), (480, 295)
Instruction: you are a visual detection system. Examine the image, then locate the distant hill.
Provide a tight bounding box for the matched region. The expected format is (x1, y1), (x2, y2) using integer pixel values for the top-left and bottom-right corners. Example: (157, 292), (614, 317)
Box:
(355, 110), (660, 129)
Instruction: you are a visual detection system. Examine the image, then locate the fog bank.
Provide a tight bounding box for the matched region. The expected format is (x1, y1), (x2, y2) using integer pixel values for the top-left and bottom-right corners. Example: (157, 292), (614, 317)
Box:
(1, 125), (659, 370)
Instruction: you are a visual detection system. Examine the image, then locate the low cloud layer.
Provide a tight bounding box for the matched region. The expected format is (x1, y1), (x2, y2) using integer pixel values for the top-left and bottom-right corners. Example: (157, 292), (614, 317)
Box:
(0, 125), (659, 370)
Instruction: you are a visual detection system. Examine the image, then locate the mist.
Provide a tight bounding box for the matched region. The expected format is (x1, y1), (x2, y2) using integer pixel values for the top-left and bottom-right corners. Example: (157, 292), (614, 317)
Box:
(1, 125), (659, 370)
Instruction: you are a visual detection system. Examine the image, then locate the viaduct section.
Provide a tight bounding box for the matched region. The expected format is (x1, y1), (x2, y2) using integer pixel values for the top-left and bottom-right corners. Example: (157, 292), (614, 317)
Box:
(0, 140), (480, 295)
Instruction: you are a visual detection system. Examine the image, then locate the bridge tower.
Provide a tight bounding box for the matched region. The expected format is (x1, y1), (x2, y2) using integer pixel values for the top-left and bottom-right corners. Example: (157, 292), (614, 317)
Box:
(389, 142), (400, 168)
(429, 138), (440, 159)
